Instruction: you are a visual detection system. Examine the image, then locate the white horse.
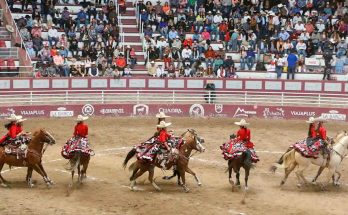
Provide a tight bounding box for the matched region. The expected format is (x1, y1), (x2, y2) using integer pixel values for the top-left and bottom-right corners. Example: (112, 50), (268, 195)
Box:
(272, 131), (348, 188)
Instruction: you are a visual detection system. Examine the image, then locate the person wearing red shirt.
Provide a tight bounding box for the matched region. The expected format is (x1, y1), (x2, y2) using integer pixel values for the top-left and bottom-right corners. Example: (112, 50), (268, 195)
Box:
(234, 119), (253, 148)
(157, 121), (171, 151)
(314, 117), (330, 157)
(233, 119), (255, 165)
(15, 115), (31, 145)
(62, 115), (90, 159)
(156, 121), (172, 168)
(0, 114), (19, 146)
(74, 115), (89, 138)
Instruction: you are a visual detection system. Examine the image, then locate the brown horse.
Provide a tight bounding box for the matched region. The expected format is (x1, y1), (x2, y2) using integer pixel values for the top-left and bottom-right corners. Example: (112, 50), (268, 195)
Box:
(0, 129), (56, 187)
(68, 151), (91, 187)
(123, 129), (205, 192)
(227, 152), (254, 191)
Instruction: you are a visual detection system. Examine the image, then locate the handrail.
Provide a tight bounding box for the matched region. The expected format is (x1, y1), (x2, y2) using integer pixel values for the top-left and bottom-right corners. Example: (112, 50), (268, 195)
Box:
(3, 0), (31, 63)
(116, 2), (124, 53)
(0, 89), (348, 108)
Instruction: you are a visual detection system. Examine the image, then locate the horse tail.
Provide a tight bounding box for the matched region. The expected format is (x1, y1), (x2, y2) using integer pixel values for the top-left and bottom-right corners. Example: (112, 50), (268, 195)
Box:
(128, 161), (137, 172)
(270, 149), (296, 172)
(270, 148), (291, 173)
(67, 152), (81, 171)
(123, 148), (136, 169)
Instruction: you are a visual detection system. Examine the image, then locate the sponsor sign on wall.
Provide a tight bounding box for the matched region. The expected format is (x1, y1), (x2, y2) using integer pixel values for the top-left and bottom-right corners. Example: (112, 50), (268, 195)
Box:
(0, 104), (347, 123)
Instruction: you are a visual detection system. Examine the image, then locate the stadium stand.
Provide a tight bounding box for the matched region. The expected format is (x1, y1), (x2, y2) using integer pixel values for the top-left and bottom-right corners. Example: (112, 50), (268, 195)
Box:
(3, 0), (348, 79)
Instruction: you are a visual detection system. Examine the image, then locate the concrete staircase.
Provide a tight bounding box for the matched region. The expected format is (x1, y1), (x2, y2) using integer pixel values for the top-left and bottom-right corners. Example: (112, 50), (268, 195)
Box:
(119, 2), (147, 74)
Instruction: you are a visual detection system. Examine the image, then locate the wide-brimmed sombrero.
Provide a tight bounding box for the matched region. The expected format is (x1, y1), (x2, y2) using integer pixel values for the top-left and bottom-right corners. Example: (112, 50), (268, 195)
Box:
(6, 114), (20, 122)
(76, 115), (88, 121)
(157, 121), (171, 128)
(156, 112), (170, 118)
(234, 119), (249, 126)
(16, 115), (27, 123)
(306, 117), (315, 124)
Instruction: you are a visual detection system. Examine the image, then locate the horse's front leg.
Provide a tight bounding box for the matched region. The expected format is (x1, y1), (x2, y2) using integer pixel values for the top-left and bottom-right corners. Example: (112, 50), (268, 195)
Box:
(235, 167), (241, 186)
(38, 163), (53, 185)
(26, 167), (34, 188)
(312, 166), (325, 183)
(228, 160), (234, 186)
(178, 169), (189, 193)
(148, 166), (161, 191)
(185, 166), (201, 186)
(0, 162), (8, 187)
(32, 164), (51, 188)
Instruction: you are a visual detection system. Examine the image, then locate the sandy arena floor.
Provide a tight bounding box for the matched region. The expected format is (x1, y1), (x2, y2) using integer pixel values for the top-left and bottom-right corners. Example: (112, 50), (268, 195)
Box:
(0, 117), (347, 215)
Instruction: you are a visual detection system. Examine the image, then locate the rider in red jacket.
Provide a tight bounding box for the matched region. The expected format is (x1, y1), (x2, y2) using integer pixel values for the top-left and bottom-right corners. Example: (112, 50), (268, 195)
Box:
(235, 119), (254, 148)
(0, 114), (18, 145)
(157, 121), (171, 151)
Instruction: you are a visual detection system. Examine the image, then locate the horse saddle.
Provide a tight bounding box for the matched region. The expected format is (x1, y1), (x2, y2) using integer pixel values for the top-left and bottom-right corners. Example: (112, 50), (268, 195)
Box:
(4, 144), (28, 159)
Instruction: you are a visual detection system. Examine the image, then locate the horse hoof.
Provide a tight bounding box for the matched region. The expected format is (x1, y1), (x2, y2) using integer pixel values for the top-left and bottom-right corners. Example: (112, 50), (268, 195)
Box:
(184, 188), (190, 193)
(334, 182), (340, 187)
(229, 178), (234, 185)
(198, 182), (202, 186)
(162, 176), (170, 180)
(28, 183), (35, 188)
(280, 181), (285, 186)
(1, 183), (8, 188)
(297, 183), (302, 188)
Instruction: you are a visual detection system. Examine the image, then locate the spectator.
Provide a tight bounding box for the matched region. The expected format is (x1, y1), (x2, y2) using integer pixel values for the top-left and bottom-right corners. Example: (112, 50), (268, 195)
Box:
(88, 62), (99, 77)
(123, 64), (132, 77)
(287, 51), (298, 80)
(147, 61), (156, 77)
(156, 64), (165, 78)
(115, 54), (127, 72)
(48, 24), (59, 47)
(275, 54), (285, 79)
(246, 46), (256, 70)
(39, 43), (51, 62)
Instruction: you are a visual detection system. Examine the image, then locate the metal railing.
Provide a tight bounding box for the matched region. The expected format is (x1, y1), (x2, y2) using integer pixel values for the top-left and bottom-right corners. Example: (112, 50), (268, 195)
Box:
(116, 2), (125, 53)
(1, 89), (348, 108)
(135, 4), (147, 59)
(3, 0), (31, 63)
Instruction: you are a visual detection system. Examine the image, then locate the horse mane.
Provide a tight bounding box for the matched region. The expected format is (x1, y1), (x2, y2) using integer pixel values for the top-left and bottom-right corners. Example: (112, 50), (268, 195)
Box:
(333, 130), (348, 145)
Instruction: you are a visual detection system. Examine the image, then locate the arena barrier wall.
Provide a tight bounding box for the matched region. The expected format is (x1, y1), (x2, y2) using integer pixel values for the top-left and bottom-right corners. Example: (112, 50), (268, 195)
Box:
(1, 77), (348, 94)
(1, 104), (347, 122)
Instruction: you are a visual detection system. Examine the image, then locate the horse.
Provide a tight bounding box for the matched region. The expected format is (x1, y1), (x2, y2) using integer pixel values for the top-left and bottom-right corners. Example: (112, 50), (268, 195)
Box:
(67, 151), (90, 188)
(311, 131), (347, 186)
(271, 131), (348, 188)
(0, 129), (56, 187)
(123, 129), (205, 192)
(226, 151), (253, 191)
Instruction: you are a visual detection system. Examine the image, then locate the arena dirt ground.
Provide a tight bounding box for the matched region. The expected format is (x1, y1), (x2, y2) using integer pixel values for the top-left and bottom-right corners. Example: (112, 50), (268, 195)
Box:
(0, 117), (347, 215)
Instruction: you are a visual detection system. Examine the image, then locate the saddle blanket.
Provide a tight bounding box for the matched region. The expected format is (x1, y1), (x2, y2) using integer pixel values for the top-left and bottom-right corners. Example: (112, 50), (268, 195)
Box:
(220, 139), (259, 162)
(292, 138), (325, 158)
(4, 144), (28, 159)
(61, 137), (94, 159)
(135, 137), (183, 163)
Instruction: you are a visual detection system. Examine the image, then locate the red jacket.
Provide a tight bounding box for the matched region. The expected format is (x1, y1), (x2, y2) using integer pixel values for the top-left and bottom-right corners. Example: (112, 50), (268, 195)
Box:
(236, 128), (254, 148)
(317, 126), (326, 140)
(308, 124), (316, 138)
(16, 125), (23, 135)
(74, 123), (88, 138)
(0, 123), (17, 144)
(158, 129), (171, 143)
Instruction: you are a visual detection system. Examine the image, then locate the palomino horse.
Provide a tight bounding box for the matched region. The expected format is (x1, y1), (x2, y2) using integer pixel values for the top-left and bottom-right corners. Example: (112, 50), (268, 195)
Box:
(123, 129), (205, 192)
(312, 131), (347, 185)
(0, 129), (56, 187)
(271, 131), (348, 188)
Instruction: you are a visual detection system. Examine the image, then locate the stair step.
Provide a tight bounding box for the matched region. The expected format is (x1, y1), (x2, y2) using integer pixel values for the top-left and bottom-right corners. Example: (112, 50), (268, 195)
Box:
(123, 27), (140, 33)
(124, 36), (141, 42)
(132, 64), (146, 70)
(122, 19), (137, 25)
(123, 10), (136, 16)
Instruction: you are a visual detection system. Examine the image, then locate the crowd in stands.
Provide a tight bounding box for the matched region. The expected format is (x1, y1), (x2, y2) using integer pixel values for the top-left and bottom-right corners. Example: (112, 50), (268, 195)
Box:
(10, 0), (132, 78)
(8, 0), (348, 79)
(137, 0), (348, 79)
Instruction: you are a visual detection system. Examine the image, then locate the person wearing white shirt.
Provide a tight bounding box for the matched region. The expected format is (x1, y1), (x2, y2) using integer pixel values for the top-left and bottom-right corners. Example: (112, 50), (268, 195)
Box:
(156, 36), (168, 59)
(213, 11), (223, 24)
(275, 54), (285, 79)
(48, 25), (59, 46)
(123, 65), (132, 77)
(296, 40), (307, 57)
(181, 46), (192, 59)
(292, 13), (303, 25)
(294, 21), (306, 32)
(315, 19), (326, 33)
(184, 66), (192, 77)
(156, 65), (166, 77)
(88, 62), (99, 77)
(216, 66), (225, 78)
